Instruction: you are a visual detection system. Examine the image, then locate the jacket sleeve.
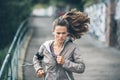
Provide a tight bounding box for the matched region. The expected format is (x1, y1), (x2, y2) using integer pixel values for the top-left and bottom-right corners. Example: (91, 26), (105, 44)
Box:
(33, 45), (44, 72)
(62, 47), (85, 73)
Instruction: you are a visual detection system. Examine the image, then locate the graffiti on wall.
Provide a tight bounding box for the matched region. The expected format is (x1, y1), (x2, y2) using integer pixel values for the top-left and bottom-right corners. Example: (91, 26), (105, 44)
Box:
(115, 0), (120, 20)
(85, 3), (106, 42)
(115, 0), (120, 48)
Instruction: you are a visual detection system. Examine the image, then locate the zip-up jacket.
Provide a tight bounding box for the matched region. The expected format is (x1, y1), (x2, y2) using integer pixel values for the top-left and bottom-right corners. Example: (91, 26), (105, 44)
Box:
(33, 39), (85, 80)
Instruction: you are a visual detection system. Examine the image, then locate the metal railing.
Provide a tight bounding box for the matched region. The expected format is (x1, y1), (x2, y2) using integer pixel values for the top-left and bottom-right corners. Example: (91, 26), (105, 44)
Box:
(0, 19), (29, 80)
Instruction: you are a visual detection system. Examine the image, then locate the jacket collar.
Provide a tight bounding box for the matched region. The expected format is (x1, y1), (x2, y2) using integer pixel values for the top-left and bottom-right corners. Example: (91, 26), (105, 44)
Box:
(43, 38), (70, 54)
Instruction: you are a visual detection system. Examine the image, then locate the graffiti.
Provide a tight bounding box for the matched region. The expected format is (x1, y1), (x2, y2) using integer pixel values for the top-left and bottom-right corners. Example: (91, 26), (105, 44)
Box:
(85, 3), (106, 42)
(115, 0), (120, 20)
(115, 0), (120, 48)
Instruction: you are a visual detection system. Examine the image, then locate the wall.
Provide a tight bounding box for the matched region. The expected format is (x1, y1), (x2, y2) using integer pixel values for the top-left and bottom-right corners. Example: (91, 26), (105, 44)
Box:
(85, 0), (120, 49)
(85, 3), (107, 42)
(115, 0), (120, 49)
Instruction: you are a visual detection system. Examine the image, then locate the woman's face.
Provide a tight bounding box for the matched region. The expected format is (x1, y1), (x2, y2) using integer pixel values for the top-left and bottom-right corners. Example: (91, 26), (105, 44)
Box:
(53, 25), (68, 43)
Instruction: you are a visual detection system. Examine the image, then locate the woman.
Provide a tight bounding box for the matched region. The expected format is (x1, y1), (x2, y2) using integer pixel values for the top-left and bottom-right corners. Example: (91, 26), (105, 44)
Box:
(33, 9), (90, 80)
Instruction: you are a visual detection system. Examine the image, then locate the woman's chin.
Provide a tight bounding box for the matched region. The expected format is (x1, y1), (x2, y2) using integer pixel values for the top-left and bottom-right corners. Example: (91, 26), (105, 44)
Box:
(59, 40), (65, 43)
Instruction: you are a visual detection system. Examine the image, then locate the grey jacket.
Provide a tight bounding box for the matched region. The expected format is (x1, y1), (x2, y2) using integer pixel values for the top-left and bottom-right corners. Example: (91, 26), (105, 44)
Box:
(33, 39), (85, 80)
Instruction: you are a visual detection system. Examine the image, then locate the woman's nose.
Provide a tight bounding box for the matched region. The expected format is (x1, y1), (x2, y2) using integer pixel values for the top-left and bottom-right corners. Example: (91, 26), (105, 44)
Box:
(59, 34), (63, 37)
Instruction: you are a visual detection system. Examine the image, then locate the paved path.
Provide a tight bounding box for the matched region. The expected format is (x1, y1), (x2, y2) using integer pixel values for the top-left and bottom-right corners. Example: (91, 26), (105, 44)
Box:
(23, 17), (120, 80)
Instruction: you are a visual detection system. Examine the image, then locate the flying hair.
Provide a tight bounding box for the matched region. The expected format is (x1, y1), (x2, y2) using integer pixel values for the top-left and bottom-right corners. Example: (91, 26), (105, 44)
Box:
(61, 9), (90, 39)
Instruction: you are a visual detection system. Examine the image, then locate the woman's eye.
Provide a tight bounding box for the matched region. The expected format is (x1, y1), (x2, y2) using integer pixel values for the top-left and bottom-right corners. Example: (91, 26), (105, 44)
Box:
(56, 32), (67, 35)
(62, 32), (66, 34)
(57, 32), (60, 34)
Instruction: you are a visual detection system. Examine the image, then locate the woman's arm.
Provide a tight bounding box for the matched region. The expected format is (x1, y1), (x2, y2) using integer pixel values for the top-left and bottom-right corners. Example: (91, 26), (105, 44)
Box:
(62, 47), (85, 73)
(33, 45), (44, 72)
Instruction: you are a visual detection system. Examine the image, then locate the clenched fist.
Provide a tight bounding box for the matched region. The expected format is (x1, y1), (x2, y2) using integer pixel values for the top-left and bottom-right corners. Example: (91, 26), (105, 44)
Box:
(56, 56), (64, 64)
(37, 69), (45, 78)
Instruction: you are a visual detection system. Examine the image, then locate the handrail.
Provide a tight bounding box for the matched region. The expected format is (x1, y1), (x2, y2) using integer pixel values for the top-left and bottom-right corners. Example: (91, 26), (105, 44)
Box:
(8, 19), (27, 54)
(0, 18), (29, 80)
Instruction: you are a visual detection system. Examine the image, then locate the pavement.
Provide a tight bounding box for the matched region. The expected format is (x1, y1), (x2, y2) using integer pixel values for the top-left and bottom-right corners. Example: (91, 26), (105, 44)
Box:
(21, 17), (120, 80)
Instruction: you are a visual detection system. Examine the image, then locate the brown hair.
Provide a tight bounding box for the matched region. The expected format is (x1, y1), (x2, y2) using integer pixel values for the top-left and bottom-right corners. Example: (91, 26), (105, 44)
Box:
(52, 9), (90, 39)
(52, 17), (69, 32)
(62, 9), (90, 39)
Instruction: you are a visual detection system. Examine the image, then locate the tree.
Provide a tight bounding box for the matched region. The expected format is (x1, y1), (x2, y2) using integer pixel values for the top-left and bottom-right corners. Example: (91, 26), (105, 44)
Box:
(54, 0), (86, 11)
(0, 0), (32, 49)
(32, 0), (50, 5)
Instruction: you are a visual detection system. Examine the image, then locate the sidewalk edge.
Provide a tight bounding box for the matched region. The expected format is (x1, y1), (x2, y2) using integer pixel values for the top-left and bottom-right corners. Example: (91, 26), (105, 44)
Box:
(18, 28), (34, 80)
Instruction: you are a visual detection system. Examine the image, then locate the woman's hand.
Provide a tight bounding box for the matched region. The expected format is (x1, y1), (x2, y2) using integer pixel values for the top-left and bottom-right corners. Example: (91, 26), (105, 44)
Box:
(56, 56), (64, 64)
(37, 69), (45, 78)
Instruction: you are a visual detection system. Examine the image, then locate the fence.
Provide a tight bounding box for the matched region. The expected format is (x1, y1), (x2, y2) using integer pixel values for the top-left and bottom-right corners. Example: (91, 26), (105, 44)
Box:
(0, 19), (29, 80)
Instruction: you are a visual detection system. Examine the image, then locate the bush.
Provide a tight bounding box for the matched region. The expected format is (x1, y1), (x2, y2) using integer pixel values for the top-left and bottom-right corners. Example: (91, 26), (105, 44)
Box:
(0, 0), (32, 49)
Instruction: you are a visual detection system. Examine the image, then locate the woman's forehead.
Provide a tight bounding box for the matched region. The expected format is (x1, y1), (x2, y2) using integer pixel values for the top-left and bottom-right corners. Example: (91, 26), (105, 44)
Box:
(54, 26), (67, 31)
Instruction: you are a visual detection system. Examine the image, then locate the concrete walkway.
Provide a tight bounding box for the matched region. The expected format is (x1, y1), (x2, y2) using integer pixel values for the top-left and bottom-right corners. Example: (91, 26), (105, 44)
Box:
(22, 17), (120, 80)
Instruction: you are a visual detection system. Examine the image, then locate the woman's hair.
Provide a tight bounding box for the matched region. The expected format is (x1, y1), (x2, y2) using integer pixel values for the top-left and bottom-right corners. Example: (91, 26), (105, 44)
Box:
(53, 9), (90, 39)
(52, 17), (69, 32)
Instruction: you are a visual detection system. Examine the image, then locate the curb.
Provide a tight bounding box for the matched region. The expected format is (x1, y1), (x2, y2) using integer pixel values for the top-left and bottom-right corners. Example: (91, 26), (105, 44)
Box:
(18, 28), (34, 80)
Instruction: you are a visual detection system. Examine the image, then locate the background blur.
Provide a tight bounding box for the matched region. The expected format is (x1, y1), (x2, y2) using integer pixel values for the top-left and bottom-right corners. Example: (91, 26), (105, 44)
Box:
(0, 0), (120, 79)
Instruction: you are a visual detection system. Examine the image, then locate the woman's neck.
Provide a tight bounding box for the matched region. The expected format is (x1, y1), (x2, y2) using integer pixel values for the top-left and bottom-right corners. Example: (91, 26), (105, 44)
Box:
(54, 41), (63, 48)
